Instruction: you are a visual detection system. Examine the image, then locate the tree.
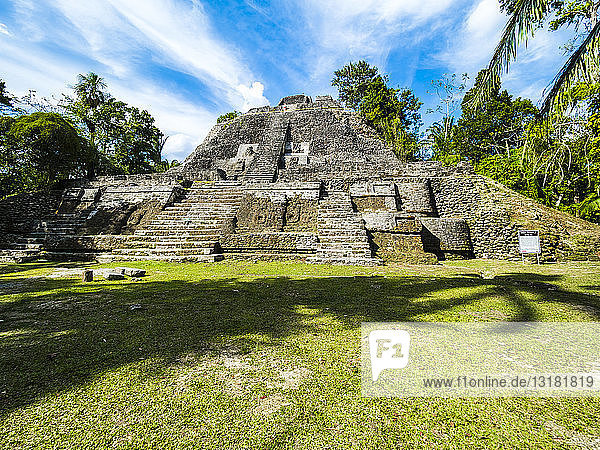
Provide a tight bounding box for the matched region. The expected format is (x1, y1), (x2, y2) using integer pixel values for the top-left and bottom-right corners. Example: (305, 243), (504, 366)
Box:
(455, 70), (538, 162)
(359, 77), (423, 159)
(0, 112), (88, 197)
(0, 79), (12, 108)
(332, 62), (423, 160)
(331, 61), (380, 110)
(63, 72), (166, 176)
(471, 0), (600, 115)
(425, 74), (469, 159)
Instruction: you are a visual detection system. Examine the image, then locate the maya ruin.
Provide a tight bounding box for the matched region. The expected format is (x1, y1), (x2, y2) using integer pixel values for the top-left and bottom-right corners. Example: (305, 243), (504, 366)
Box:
(1, 94), (599, 265)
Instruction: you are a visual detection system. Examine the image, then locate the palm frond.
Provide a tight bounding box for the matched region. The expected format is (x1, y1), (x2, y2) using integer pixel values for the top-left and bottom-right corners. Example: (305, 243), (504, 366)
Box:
(541, 21), (600, 115)
(468, 0), (550, 110)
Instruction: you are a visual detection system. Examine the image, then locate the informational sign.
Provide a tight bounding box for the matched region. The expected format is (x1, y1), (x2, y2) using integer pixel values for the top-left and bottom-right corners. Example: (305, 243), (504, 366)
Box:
(518, 230), (541, 254)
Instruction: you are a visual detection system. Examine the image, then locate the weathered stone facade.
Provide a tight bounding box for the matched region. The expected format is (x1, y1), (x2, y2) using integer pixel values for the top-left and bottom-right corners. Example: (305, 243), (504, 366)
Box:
(1, 94), (600, 264)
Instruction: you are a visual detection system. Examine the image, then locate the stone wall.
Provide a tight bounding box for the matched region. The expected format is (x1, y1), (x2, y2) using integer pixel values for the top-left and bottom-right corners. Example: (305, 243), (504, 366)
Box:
(370, 233), (438, 264)
(221, 232), (317, 255)
(420, 218), (473, 259)
(0, 190), (63, 243)
(429, 175), (600, 261)
(79, 181), (182, 236)
(283, 197), (318, 232)
(236, 194), (286, 232)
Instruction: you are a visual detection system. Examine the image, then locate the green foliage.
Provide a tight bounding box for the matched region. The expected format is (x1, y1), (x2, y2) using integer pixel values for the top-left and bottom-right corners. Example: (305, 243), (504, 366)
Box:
(331, 62), (422, 160)
(549, 0), (598, 31)
(457, 71), (538, 162)
(331, 61), (380, 110)
(472, 0), (599, 116)
(475, 154), (541, 199)
(426, 74), (469, 160)
(153, 158), (180, 173)
(0, 112), (88, 197)
(0, 79), (12, 107)
(429, 71), (537, 164)
(63, 72), (166, 176)
(216, 111), (241, 123)
(360, 79), (423, 160)
(471, 85), (600, 222)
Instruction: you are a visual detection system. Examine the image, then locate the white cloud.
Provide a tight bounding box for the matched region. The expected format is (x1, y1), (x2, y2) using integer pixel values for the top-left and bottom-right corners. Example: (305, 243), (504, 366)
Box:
(1, 0), (274, 161)
(237, 81), (269, 111)
(0, 23), (11, 36)
(440, 0), (505, 74)
(162, 133), (201, 161)
(50, 0), (269, 111)
(437, 0), (573, 106)
(297, 0), (457, 85)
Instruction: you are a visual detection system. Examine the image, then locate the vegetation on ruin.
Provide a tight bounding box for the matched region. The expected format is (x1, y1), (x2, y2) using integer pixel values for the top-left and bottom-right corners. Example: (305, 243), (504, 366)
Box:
(1, 259), (600, 447)
(217, 111), (242, 123)
(0, 113), (89, 196)
(331, 54), (599, 222)
(0, 74), (171, 199)
(332, 61), (423, 160)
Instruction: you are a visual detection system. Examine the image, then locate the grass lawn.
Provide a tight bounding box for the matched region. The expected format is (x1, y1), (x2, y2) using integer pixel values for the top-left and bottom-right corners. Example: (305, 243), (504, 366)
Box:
(1, 259), (600, 449)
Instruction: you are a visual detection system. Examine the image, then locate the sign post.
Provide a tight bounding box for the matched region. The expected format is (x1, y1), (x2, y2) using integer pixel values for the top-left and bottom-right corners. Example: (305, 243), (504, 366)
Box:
(518, 230), (541, 264)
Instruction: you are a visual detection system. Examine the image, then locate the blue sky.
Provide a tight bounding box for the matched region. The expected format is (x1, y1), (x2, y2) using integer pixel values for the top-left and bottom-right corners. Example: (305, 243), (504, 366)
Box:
(0, 0), (571, 161)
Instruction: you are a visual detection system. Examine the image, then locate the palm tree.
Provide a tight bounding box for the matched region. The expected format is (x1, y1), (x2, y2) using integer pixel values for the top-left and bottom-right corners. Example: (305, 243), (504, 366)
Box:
(470, 0), (600, 115)
(74, 73), (107, 111)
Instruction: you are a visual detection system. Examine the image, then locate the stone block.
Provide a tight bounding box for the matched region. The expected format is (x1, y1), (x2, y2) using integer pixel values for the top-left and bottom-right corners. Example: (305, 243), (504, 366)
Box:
(96, 269), (125, 280)
(82, 269), (93, 282)
(116, 267), (147, 277)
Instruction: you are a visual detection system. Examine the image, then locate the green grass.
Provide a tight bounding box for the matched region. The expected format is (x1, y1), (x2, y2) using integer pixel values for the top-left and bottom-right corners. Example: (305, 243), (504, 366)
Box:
(1, 259), (600, 448)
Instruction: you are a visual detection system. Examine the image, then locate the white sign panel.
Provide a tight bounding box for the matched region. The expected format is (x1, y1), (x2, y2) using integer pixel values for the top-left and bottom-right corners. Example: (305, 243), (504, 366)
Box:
(518, 230), (541, 254)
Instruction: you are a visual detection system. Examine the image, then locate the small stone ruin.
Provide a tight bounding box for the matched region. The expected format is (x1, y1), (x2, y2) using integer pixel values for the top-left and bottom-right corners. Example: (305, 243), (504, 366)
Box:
(1, 94), (600, 264)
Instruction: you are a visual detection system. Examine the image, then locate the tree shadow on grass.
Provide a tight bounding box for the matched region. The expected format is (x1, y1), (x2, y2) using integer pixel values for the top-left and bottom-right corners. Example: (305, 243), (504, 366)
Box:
(0, 262), (93, 276)
(0, 270), (598, 416)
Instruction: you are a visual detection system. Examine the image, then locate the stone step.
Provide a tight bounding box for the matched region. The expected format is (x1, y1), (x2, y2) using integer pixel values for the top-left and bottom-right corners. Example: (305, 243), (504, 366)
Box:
(124, 242), (218, 250)
(17, 237), (46, 244)
(0, 249), (40, 263)
(110, 254), (224, 263)
(149, 219), (224, 225)
(318, 218), (362, 223)
(163, 204), (240, 210)
(36, 226), (78, 233)
(317, 235), (369, 243)
(10, 243), (44, 250)
(29, 232), (76, 238)
(125, 235), (217, 242)
(317, 229), (367, 235)
(306, 256), (382, 266)
(137, 227), (224, 234)
(316, 244), (371, 252)
(112, 248), (217, 256)
(156, 213), (236, 219)
(134, 230), (220, 237)
(117, 242), (219, 250)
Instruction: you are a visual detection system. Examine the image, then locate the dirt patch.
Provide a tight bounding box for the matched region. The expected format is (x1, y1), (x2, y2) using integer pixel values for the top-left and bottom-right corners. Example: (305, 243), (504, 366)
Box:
(252, 393), (290, 417)
(47, 268), (87, 279)
(274, 367), (311, 390)
(545, 421), (600, 449)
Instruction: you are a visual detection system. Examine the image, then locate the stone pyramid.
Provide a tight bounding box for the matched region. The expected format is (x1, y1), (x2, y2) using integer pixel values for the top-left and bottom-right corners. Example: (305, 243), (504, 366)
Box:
(1, 94), (599, 264)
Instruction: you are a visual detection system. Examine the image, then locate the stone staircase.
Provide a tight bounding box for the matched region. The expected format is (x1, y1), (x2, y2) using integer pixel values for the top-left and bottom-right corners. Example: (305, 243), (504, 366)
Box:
(111, 181), (243, 262)
(244, 118), (288, 183)
(308, 190), (381, 265)
(0, 212), (88, 262)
